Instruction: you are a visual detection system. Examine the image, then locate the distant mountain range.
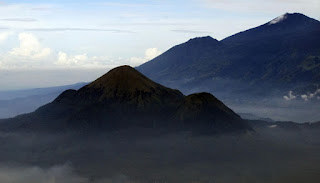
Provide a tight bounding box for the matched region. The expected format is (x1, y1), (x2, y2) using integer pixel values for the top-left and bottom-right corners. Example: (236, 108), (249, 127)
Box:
(0, 66), (251, 133)
(0, 83), (87, 119)
(0, 82), (87, 100)
(137, 13), (320, 101)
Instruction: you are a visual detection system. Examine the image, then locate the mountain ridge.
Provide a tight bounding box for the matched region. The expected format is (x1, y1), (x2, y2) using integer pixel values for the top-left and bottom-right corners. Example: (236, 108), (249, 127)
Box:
(137, 12), (320, 101)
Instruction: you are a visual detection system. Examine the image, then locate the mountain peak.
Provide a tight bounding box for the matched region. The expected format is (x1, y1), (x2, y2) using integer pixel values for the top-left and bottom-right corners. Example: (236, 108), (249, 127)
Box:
(188, 36), (214, 41)
(87, 65), (159, 92)
(136, 35), (221, 78)
(268, 13), (289, 25)
(186, 36), (219, 45)
(222, 12), (319, 43)
(76, 65), (184, 103)
(267, 12), (319, 26)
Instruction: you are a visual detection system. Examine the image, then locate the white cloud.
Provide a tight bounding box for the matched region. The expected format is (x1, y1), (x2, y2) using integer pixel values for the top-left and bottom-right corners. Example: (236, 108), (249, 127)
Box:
(283, 91), (297, 101)
(9, 33), (51, 60)
(56, 51), (88, 66)
(54, 52), (123, 68)
(300, 89), (320, 101)
(129, 57), (146, 66)
(145, 48), (162, 60)
(1, 33), (109, 69)
(301, 94), (309, 101)
(1, 33), (161, 69)
(129, 48), (162, 66)
(0, 33), (54, 70)
(284, 89), (320, 101)
(0, 32), (13, 42)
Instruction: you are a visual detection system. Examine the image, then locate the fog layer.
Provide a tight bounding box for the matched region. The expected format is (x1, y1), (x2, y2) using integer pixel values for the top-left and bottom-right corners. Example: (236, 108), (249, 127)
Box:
(0, 126), (319, 183)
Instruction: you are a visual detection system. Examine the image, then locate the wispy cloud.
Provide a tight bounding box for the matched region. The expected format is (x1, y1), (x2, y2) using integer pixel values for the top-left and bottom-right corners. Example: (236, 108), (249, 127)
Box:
(25, 28), (135, 33)
(172, 29), (211, 34)
(30, 5), (55, 11)
(91, 2), (151, 8)
(106, 22), (193, 26)
(0, 18), (37, 22)
(31, 7), (50, 11)
(197, 0), (320, 17)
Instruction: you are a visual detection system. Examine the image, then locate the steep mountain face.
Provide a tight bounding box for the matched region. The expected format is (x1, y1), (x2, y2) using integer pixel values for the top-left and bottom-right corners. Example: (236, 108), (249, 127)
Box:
(137, 13), (320, 99)
(0, 66), (249, 133)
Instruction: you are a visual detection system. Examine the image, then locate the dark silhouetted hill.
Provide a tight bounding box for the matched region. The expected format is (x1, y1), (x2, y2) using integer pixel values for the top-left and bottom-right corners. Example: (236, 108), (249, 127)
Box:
(0, 66), (250, 133)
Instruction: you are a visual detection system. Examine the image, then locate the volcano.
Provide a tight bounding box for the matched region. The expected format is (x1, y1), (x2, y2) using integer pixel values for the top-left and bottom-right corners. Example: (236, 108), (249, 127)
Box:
(137, 13), (320, 100)
(0, 66), (250, 133)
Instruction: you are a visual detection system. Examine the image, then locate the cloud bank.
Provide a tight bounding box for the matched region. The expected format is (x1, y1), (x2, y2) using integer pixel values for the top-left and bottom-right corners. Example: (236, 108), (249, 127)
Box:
(0, 33), (160, 69)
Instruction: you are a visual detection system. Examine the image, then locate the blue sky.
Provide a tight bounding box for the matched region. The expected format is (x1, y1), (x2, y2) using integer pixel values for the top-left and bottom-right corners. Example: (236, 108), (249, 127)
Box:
(0, 0), (319, 90)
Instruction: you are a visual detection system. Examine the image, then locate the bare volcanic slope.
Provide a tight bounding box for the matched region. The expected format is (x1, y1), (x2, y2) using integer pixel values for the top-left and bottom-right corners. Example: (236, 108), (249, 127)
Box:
(0, 66), (250, 133)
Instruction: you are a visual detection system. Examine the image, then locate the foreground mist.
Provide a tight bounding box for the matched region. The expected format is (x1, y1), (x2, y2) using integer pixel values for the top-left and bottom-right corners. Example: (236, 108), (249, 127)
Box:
(0, 126), (319, 183)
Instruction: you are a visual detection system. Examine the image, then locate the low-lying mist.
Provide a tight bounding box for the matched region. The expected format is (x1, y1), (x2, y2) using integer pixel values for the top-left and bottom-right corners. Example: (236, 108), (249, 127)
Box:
(0, 164), (87, 183)
(0, 126), (320, 183)
(229, 100), (320, 122)
(164, 77), (320, 123)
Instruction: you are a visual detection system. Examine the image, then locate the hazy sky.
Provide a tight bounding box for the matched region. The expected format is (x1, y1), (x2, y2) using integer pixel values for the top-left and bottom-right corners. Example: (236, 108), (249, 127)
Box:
(0, 0), (319, 90)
